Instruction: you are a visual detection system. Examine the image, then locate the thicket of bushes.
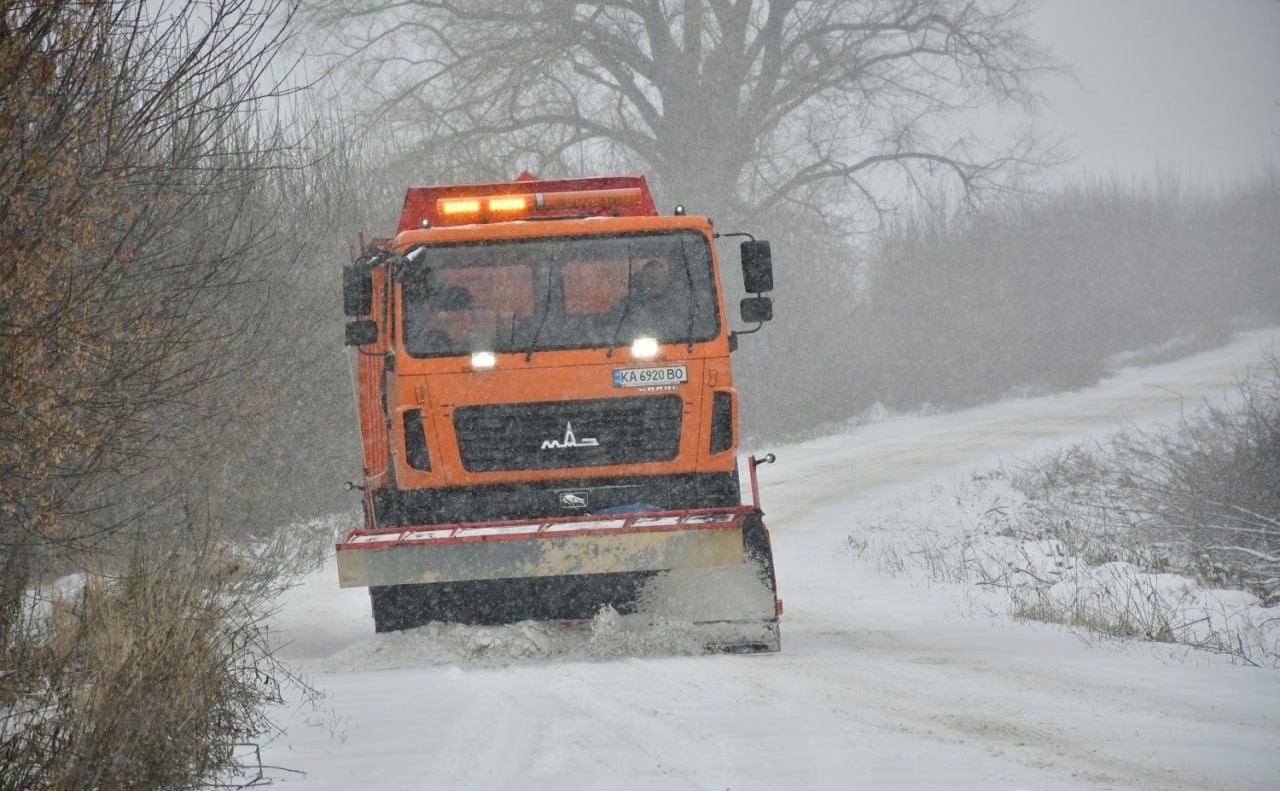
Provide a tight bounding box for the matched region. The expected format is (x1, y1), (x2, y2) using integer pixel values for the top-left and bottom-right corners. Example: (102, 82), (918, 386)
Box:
(1009, 353), (1280, 607)
(1, 3), (313, 787)
(1, 550), (290, 789)
(848, 356), (1278, 663)
(737, 174), (1280, 440)
(939, 354), (1280, 664)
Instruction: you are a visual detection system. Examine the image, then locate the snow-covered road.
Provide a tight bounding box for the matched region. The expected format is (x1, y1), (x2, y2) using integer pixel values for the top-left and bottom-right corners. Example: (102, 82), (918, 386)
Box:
(263, 331), (1279, 790)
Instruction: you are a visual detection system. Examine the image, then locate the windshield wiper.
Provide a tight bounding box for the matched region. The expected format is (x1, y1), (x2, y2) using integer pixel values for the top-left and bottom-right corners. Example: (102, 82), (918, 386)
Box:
(524, 265), (555, 361)
(399, 245), (436, 299)
(677, 234), (696, 352)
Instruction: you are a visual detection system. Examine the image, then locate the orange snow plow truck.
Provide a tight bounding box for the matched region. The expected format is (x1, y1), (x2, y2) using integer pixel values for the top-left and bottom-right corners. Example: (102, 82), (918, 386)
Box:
(335, 173), (781, 652)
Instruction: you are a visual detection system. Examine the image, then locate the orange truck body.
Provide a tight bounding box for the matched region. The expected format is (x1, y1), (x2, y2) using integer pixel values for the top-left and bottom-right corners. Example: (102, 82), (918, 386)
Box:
(358, 216), (737, 495)
(335, 173), (779, 648)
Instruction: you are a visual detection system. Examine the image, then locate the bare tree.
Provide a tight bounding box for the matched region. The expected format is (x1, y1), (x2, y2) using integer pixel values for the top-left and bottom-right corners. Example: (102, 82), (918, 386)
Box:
(1, 1), (314, 784)
(307, 0), (1055, 224)
(0, 0), (299, 567)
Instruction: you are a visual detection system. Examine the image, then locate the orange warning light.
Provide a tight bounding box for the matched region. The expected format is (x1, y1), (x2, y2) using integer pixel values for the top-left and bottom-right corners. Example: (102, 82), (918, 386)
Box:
(439, 198), (482, 215)
(487, 196), (529, 212)
(434, 187), (643, 222)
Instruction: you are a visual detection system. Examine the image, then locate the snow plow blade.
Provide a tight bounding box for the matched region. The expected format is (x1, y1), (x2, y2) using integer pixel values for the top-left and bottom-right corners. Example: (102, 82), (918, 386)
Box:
(335, 506), (781, 652)
(337, 507), (750, 587)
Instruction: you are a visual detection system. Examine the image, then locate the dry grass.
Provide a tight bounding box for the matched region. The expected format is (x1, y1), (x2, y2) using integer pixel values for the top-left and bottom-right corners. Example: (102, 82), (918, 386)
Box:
(849, 356), (1280, 665)
(943, 356), (1278, 663)
(0, 543), (305, 790)
(1008, 353), (1280, 606)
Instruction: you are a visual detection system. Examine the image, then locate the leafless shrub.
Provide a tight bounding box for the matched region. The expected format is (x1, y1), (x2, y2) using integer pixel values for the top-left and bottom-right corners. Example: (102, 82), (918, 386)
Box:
(848, 175), (1280, 417)
(741, 172), (1280, 443)
(1, 545), (302, 790)
(1, 1), (320, 785)
(970, 551), (1278, 666)
(1, 0), (305, 576)
(902, 355), (1280, 664)
(1008, 353), (1280, 605)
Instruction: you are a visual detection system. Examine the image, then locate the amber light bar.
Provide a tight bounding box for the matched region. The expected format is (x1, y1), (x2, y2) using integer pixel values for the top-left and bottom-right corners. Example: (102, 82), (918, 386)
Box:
(436, 187), (642, 219)
(439, 198), (481, 215)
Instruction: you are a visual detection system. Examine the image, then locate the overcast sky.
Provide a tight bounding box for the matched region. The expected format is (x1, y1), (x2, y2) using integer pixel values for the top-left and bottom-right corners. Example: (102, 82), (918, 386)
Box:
(1032, 0), (1280, 184)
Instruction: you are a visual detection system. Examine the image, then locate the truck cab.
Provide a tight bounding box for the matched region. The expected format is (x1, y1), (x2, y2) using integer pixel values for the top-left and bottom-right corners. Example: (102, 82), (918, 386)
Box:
(344, 175), (772, 528)
(337, 174), (779, 644)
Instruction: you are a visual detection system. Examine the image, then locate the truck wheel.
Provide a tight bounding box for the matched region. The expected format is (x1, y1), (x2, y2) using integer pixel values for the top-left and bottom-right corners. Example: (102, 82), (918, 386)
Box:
(369, 585), (423, 633)
(368, 573), (655, 631)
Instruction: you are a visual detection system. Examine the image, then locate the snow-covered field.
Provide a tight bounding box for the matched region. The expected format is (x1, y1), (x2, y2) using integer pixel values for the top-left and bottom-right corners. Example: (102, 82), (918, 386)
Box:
(262, 330), (1279, 790)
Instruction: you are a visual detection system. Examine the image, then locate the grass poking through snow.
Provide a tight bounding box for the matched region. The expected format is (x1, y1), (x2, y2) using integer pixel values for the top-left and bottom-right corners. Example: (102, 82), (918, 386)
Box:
(848, 354), (1280, 666)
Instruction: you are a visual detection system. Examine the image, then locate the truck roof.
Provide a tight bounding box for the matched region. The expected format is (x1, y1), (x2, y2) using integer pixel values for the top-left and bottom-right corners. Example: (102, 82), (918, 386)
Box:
(391, 213), (711, 250)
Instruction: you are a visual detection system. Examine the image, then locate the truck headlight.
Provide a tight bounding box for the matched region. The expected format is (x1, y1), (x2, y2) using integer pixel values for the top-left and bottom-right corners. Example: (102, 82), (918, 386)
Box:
(471, 351), (497, 369)
(630, 337), (659, 359)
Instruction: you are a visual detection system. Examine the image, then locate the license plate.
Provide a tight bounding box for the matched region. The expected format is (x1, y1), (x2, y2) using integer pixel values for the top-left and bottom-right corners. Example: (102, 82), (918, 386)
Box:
(613, 364), (688, 388)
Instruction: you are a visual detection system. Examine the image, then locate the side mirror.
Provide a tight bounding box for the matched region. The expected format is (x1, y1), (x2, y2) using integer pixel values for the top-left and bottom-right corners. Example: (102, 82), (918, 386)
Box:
(343, 262), (374, 316)
(740, 296), (773, 323)
(344, 319), (378, 346)
(741, 240), (773, 293)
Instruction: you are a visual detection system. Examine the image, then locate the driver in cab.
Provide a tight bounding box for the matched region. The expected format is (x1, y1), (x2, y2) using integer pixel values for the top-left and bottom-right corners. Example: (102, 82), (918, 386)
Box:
(620, 257), (677, 336)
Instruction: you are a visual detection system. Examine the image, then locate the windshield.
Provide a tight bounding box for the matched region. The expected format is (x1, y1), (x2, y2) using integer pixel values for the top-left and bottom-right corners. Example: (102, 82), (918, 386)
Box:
(400, 230), (720, 358)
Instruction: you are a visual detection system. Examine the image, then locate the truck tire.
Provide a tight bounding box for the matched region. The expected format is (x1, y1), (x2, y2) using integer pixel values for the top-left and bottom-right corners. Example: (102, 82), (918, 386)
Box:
(368, 571), (655, 631)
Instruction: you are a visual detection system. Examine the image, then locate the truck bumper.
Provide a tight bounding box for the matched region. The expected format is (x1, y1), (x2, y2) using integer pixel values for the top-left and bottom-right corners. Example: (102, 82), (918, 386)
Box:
(335, 507), (751, 588)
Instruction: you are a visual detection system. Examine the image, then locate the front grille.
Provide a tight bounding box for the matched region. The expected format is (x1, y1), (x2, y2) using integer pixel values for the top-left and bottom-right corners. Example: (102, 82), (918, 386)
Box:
(453, 396), (683, 472)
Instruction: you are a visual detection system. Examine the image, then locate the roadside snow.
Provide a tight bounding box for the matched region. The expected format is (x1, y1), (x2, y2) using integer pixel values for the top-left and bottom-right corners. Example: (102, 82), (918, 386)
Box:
(260, 328), (1279, 790)
(852, 475), (1280, 666)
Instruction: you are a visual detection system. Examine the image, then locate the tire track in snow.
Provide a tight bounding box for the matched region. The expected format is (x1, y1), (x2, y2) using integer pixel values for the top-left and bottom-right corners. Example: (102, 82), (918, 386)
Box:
(748, 621), (1224, 791)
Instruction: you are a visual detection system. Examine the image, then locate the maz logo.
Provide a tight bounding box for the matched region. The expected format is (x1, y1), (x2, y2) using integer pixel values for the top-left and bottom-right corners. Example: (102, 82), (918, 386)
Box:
(540, 421), (599, 450)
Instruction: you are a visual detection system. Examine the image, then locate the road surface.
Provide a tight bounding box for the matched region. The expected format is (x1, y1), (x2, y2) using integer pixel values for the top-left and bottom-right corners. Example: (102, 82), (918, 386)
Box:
(263, 330), (1279, 790)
